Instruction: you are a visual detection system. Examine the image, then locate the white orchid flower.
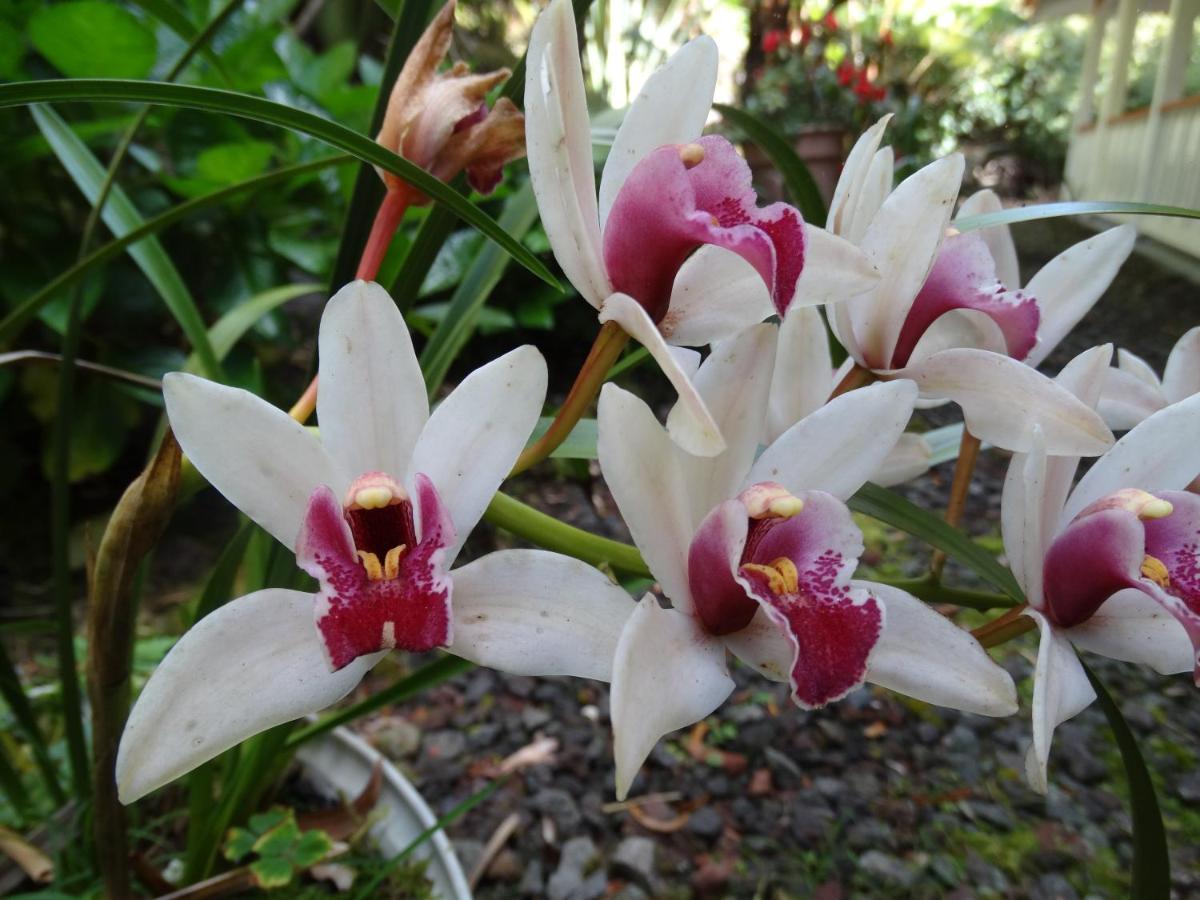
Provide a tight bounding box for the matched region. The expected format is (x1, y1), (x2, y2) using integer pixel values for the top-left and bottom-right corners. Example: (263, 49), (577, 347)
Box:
(999, 344), (1200, 792)
(598, 324), (1018, 799)
(812, 116), (1127, 457)
(766, 305), (933, 486)
(524, 0), (875, 457)
(1098, 326), (1200, 430)
(116, 281), (632, 803)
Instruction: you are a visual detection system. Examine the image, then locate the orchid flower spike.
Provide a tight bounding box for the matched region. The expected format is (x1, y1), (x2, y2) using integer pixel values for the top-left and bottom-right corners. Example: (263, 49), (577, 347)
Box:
(998, 344), (1200, 792)
(817, 115), (1124, 457)
(375, 0), (525, 197)
(525, 0), (876, 457)
(598, 324), (1017, 799)
(1098, 326), (1200, 431)
(116, 281), (632, 803)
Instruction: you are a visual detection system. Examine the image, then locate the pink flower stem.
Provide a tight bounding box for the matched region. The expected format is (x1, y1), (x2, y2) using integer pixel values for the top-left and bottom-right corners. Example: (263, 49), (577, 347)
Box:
(356, 184), (412, 282)
(972, 603), (1033, 648)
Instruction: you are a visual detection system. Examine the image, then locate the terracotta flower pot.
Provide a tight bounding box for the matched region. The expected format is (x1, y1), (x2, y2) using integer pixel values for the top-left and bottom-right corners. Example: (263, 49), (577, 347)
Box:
(792, 125), (848, 205)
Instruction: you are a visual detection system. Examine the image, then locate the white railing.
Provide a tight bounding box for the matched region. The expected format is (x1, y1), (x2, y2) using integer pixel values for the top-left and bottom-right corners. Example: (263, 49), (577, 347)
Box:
(1064, 97), (1200, 256)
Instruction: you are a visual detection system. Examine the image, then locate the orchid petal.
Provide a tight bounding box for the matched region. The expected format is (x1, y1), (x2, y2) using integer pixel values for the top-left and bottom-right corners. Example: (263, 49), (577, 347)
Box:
(827, 114), (892, 239)
(163, 373), (340, 549)
(525, 0), (610, 307)
(790, 225), (879, 309)
(317, 281), (428, 482)
(610, 595), (733, 799)
(662, 246), (773, 347)
(1162, 326), (1200, 403)
(852, 154), (964, 368)
(116, 589), (382, 803)
(449, 549), (633, 680)
(600, 293), (725, 456)
(957, 189), (1020, 289)
(860, 582), (1018, 715)
(897, 348), (1113, 455)
(1066, 589), (1194, 676)
(903, 308), (1008, 365)
(767, 305), (834, 443)
(1116, 348), (1161, 387)
(1099, 366), (1167, 431)
(1024, 225), (1136, 366)
(409, 346), (547, 564)
(1139, 489), (1200, 679)
(847, 146), (894, 245)
(688, 499), (755, 635)
(892, 232), (1039, 368)
(872, 433), (932, 487)
(597, 384), (695, 609)
(597, 35), (718, 230)
(1062, 393), (1200, 525)
(746, 379), (918, 501)
(673, 324), (776, 523)
(1000, 425), (1047, 608)
(1025, 609), (1096, 794)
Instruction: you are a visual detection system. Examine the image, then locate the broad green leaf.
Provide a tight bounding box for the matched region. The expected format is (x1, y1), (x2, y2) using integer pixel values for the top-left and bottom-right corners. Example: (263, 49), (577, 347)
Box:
(30, 104), (223, 379)
(223, 826), (257, 863)
(0, 80), (559, 290)
(955, 200), (1200, 232)
(252, 816), (301, 857)
(525, 416), (598, 460)
(125, 0), (232, 86)
(1084, 662), (1170, 899)
(849, 482), (1023, 603)
(29, 2), (157, 79)
(0, 21), (24, 79)
(184, 283), (320, 373)
(1, 156), (348, 345)
(289, 829), (333, 868)
(714, 102), (828, 227)
(250, 856), (294, 889)
(420, 181), (541, 393)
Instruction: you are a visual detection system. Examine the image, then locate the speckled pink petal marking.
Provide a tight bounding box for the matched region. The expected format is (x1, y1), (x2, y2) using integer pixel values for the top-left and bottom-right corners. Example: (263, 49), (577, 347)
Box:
(891, 232), (1039, 368)
(1141, 490), (1200, 681)
(297, 473), (454, 671)
(603, 134), (805, 323)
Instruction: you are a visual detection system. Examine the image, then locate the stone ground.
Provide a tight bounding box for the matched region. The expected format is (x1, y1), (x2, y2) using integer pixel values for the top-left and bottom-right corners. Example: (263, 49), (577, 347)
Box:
(330, 220), (1200, 899)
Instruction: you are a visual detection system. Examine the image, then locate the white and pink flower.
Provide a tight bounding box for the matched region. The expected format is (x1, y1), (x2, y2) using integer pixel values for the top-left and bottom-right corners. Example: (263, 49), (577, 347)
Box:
(1098, 326), (1200, 430)
(525, 0), (874, 456)
(116, 281), (633, 803)
(999, 345), (1200, 791)
(598, 324), (1017, 798)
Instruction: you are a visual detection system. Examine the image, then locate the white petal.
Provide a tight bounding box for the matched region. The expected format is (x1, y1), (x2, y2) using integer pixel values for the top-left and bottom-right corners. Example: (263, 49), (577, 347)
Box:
(1162, 326), (1200, 403)
(1000, 427), (1047, 607)
(610, 596), (732, 799)
(674, 324), (777, 524)
(1099, 366), (1166, 431)
(116, 589), (381, 803)
(897, 348), (1113, 455)
(600, 293), (725, 456)
(597, 384), (695, 610)
(1062, 392), (1200, 525)
(317, 280), (428, 482)
(956, 189), (1020, 289)
(860, 582), (1018, 716)
(669, 345), (701, 380)
(1116, 348), (1161, 387)
(164, 373), (340, 549)
(853, 154), (964, 368)
(792, 225), (880, 309)
(597, 35), (717, 230)
(746, 379), (918, 501)
(724, 609), (790, 683)
(904, 308), (1008, 366)
(827, 114), (892, 238)
(1066, 589), (1194, 675)
(525, 0), (610, 307)
(872, 433), (932, 487)
(1024, 225), (1136, 366)
(845, 146), (894, 246)
(1025, 609), (1096, 794)
(409, 346), (547, 565)
(662, 246), (773, 347)
(449, 549), (633, 680)
(767, 305), (834, 443)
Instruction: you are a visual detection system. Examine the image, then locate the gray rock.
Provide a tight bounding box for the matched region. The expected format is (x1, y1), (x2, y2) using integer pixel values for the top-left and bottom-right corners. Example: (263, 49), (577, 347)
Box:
(686, 806), (724, 839)
(965, 852), (1010, 894)
(1030, 872), (1080, 900)
(518, 859), (544, 896)
(547, 836), (600, 900)
(814, 776), (845, 800)
(789, 802), (836, 844)
(929, 853), (962, 887)
(423, 729), (466, 761)
(727, 702), (766, 723)
(858, 850), (917, 889)
(846, 818), (895, 852)
(522, 706), (552, 729)
(970, 801), (1015, 830)
(611, 836), (656, 885)
(452, 839), (485, 879)
(534, 787), (583, 833)
(1178, 770), (1200, 802)
(374, 720), (421, 759)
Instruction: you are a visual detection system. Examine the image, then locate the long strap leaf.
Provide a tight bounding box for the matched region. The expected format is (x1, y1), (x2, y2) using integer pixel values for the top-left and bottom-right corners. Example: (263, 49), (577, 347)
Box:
(0, 80), (558, 289)
(956, 200), (1200, 231)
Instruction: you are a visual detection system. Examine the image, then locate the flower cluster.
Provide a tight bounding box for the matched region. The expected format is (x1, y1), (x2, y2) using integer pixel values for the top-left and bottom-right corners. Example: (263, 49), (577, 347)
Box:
(116, 0), (1198, 814)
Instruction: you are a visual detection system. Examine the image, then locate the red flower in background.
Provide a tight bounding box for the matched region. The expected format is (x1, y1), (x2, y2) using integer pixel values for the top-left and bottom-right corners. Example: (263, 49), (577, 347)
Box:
(881, 28), (895, 48)
(836, 59), (856, 87)
(761, 29), (786, 54)
(798, 22), (813, 46)
(822, 11), (838, 31)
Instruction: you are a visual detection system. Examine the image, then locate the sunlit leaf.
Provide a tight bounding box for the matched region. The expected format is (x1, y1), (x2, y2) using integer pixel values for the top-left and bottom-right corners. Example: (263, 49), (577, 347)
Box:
(29, 2), (157, 79)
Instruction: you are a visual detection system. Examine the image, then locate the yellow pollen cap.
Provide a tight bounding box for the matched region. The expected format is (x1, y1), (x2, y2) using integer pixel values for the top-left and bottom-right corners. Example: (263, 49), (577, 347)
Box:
(1141, 554), (1170, 588)
(344, 471), (407, 510)
(679, 143), (705, 168)
(1140, 498), (1174, 521)
(742, 482), (805, 520)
